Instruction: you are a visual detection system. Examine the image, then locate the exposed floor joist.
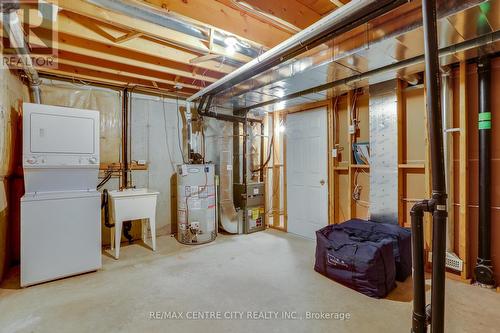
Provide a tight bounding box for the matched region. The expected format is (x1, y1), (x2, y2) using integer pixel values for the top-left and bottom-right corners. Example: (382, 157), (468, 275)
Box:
(30, 28), (223, 85)
(45, 0), (257, 64)
(141, 0), (292, 47)
(226, 0), (322, 29)
(36, 63), (197, 96)
(60, 11), (235, 73)
(55, 51), (206, 90)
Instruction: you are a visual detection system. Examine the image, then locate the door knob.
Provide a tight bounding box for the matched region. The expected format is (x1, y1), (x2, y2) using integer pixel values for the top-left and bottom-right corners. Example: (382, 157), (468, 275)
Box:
(320, 179), (325, 186)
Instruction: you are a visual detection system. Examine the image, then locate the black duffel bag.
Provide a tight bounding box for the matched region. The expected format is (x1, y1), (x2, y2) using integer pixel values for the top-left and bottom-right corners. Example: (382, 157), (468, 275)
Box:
(314, 224), (396, 298)
(340, 219), (412, 281)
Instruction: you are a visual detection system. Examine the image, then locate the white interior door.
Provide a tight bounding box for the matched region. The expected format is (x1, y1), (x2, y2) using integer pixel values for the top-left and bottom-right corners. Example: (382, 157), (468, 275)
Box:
(286, 107), (328, 239)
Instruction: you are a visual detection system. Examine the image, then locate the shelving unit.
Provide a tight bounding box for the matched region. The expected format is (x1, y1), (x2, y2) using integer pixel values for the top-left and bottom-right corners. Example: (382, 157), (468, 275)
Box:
(331, 89), (371, 223)
(287, 68), (471, 282)
(330, 81), (431, 228)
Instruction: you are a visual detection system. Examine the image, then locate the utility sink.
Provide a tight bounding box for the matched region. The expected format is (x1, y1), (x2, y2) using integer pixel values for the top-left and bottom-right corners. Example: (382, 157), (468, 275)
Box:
(108, 188), (159, 259)
(108, 188), (159, 221)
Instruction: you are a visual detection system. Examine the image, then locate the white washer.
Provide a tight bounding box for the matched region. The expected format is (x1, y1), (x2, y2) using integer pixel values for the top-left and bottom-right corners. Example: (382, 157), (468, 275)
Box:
(21, 103), (102, 287)
(21, 191), (101, 287)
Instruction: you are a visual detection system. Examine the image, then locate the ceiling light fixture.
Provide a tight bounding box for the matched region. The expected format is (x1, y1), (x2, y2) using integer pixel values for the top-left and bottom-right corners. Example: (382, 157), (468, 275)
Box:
(225, 44), (237, 56)
(224, 35), (239, 47)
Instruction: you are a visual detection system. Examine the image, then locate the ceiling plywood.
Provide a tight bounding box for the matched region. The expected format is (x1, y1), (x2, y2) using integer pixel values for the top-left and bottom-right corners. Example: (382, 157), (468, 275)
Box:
(295, 0), (340, 15)
(142, 0), (291, 47)
(234, 0), (321, 29)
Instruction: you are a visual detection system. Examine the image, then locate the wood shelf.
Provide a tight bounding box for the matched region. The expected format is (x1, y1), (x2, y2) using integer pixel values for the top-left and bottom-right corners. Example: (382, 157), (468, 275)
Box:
(398, 163), (425, 169)
(350, 164), (370, 169)
(333, 166), (349, 171)
(100, 162), (148, 171)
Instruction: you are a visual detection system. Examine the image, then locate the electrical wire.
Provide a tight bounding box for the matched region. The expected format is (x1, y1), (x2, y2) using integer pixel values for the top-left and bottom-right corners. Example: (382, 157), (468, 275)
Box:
(352, 169), (370, 208)
(162, 96), (177, 171)
(176, 97), (187, 164)
(251, 132), (274, 173)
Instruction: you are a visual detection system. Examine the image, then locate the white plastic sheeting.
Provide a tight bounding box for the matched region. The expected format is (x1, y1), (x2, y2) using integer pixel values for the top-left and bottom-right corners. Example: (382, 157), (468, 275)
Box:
(39, 81), (187, 236)
(0, 66), (28, 279)
(130, 94), (185, 235)
(39, 80), (121, 164)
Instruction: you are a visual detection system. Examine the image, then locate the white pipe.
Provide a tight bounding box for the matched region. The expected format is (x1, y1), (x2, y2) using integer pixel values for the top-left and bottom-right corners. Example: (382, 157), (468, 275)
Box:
(187, 0), (388, 102)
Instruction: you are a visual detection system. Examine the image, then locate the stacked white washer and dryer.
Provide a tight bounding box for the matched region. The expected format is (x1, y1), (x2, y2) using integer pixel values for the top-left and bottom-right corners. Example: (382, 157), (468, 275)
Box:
(21, 103), (101, 287)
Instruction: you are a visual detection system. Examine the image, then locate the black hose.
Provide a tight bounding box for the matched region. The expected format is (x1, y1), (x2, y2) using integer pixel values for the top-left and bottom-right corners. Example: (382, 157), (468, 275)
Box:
(123, 222), (134, 244)
(102, 189), (133, 244)
(101, 189), (114, 228)
(97, 171), (113, 191)
(251, 133), (274, 173)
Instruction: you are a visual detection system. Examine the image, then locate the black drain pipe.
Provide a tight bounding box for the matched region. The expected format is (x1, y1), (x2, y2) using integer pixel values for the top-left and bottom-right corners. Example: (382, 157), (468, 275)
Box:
(412, 0), (448, 332)
(474, 56), (496, 287)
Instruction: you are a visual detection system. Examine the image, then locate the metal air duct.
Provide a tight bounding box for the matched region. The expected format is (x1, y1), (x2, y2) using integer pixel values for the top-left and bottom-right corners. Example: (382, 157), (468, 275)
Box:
(1, 3), (42, 103)
(188, 0), (407, 103)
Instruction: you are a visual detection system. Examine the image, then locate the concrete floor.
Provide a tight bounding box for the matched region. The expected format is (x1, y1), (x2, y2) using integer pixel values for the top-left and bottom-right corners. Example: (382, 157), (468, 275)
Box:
(0, 229), (499, 333)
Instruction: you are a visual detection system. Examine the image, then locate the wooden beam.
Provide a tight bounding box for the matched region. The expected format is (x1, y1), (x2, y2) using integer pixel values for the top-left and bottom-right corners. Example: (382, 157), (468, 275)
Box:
(458, 61), (469, 279)
(142, 0), (291, 47)
(397, 79), (406, 226)
(56, 54), (205, 90)
(58, 12), (234, 75)
(36, 62), (199, 95)
(45, 0), (254, 63)
(189, 54), (221, 64)
(208, 28), (215, 52)
(347, 90), (354, 219)
(283, 114), (288, 232)
(272, 112), (281, 229)
(38, 70), (192, 98)
(230, 0), (321, 29)
(330, 0), (347, 8)
(115, 31), (143, 44)
(30, 28), (222, 84)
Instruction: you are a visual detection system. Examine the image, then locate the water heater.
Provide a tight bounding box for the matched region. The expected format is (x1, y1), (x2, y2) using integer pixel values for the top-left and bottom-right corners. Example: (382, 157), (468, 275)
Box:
(176, 164), (216, 244)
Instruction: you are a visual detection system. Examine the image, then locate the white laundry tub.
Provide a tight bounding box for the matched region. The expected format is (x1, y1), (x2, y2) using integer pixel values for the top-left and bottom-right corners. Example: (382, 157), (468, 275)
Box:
(108, 188), (159, 259)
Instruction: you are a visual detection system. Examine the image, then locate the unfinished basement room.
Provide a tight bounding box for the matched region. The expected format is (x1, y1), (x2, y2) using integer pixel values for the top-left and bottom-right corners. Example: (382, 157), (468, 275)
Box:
(0, 0), (499, 332)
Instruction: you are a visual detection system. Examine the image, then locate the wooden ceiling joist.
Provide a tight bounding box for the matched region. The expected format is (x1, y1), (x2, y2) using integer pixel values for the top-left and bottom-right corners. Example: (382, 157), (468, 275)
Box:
(56, 50), (209, 90)
(45, 0), (255, 64)
(31, 28), (224, 83)
(115, 31), (143, 44)
(227, 0), (321, 29)
(189, 54), (221, 64)
(37, 62), (199, 95)
(57, 12), (234, 75)
(141, 0), (291, 47)
(63, 12), (143, 44)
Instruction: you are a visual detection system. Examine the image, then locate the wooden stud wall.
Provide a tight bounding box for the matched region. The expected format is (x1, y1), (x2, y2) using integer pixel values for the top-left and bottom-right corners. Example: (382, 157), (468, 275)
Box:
(458, 61), (470, 279)
(273, 66), (478, 282)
